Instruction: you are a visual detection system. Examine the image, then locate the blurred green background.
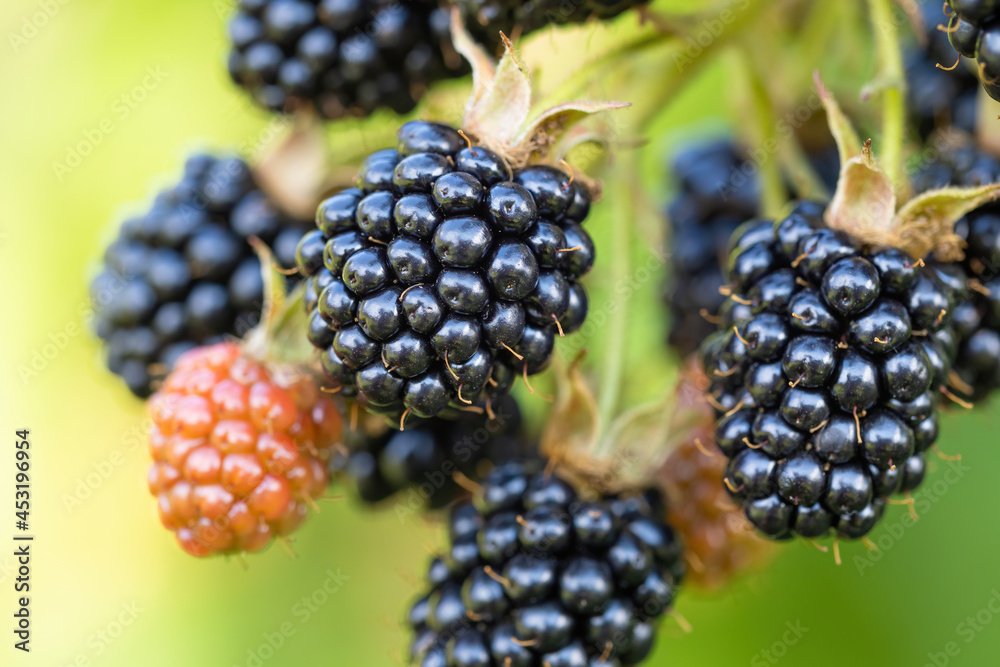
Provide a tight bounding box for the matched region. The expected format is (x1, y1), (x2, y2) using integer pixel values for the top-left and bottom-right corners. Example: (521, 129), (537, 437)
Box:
(2, 0), (1000, 665)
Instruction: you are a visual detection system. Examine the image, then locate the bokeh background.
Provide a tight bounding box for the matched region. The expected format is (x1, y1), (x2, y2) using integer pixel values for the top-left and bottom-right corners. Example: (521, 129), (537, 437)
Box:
(3, 0), (1000, 665)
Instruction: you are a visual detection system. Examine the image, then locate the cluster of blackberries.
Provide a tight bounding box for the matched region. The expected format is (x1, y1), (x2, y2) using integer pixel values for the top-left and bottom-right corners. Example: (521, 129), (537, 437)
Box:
(700, 202), (954, 539)
(296, 121), (594, 421)
(663, 139), (762, 358)
(942, 0), (1000, 101)
(91, 153), (311, 398)
(408, 462), (684, 666)
(226, 0), (463, 118)
(332, 396), (530, 507)
(914, 143), (1000, 400)
(459, 0), (644, 51)
(907, 0), (979, 139)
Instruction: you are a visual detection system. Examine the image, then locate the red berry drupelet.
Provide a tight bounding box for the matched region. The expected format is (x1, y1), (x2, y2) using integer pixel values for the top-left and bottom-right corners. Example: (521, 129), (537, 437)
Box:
(941, 0), (1000, 101)
(913, 143), (1000, 400)
(91, 153), (311, 398)
(226, 0), (463, 118)
(701, 202), (949, 540)
(297, 121), (594, 421)
(663, 139), (762, 357)
(407, 462), (684, 666)
(148, 342), (342, 557)
(332, 395), (531, 507)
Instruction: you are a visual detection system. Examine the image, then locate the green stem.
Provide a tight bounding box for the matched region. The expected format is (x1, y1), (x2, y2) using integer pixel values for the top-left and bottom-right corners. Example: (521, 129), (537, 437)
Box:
(595, 160), (634, 437)
(628, 0), (770, 129)
(745, 52), (787, 218)
(868, 0), (908, 197)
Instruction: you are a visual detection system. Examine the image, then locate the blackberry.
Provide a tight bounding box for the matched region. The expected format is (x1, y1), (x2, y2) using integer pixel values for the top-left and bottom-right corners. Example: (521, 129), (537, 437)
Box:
(298, 121), (595, 420)
(700, 202), (950, 540)
(332, 396), (530, 506)
(913, 142), (1000, 400)
(663, 139), (762, 357)
(941, 0), (1000, 101)
(226, 0), (463, 118)
(907, 0), (979, 139)
(458, 0), (646, 52)
(407, 462), (683, 666)
(148, 342), (342, 556)
(92, 153), (312, 398)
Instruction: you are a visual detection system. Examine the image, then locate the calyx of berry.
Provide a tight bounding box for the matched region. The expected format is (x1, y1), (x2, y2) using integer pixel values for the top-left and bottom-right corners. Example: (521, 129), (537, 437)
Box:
(242, 239), (316, 369)
(539, 353), (681, 493)
(451, 8), (630, 171)
(817, 73), (1000, 261)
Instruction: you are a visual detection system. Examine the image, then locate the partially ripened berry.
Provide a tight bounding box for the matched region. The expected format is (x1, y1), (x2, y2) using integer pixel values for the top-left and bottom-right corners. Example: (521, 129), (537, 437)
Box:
(408, 462), (684, 666)
(700, 202), (945, 540)
(147, 342), (342, 556)
(92, 153), (311, 398)
(300, 121), (595, 420)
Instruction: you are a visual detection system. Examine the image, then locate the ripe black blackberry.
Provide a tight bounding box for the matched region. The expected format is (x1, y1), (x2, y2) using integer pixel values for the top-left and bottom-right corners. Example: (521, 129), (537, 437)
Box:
(663, 139), (762, 358)
(941, 0), (1000, 101)
(226, 0), (463, 118)
(297, 121), (595, 421)
(907, 0), (979, 139)
(332, 396), (530, 506)
(458, 0), (645, 51)
(91, 153), (311, 398)
(408, 462), (683, 666)
(700, 201), (950, 540)
(913, 142), (1000, 400)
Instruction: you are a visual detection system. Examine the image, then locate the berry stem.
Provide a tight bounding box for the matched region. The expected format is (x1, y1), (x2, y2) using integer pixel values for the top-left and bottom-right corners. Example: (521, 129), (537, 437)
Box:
(744, 51), (787, 218)
(625, 0), (770, 129)
(596, 159), (635, 430)
(866, 0), (908, 199)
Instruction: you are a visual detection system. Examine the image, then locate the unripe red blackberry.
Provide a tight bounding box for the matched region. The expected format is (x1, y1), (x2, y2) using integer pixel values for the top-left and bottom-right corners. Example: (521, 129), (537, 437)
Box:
(92, 153), (311, 398)
(148, 342), (342, 556)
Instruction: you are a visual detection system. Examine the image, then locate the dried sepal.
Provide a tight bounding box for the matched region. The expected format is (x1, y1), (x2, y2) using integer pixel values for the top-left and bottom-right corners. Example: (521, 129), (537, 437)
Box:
(452, 9), (629, 169)
(825, 140), (897, 247)
(539, 352), (602, 473)
(892, 184), (1000, 261)
(255, 109), (333, 220)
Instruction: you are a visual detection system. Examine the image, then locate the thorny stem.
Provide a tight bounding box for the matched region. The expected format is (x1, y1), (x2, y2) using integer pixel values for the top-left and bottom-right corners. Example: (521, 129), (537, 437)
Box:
(867, 0), (908, 198)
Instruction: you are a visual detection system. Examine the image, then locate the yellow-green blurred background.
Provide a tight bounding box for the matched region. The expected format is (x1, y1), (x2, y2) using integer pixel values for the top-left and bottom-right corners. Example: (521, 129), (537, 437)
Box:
(2, 0), (1000, 665)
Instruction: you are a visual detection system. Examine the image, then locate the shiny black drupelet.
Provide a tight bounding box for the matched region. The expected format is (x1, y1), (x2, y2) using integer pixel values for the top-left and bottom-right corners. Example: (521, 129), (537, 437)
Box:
(297, 121), (595, 421)
(700, 202), (951, 540)
(408, 462), (683, 666)
(91, 153), (311, 398)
